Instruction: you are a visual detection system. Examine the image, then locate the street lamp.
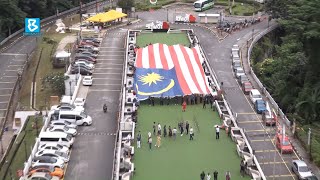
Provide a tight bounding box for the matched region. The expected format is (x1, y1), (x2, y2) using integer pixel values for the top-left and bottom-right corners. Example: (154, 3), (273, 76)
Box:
(69, 81), (72, 97)
(251, 28), (254, 41)
(167, 8), (169, 22)
(308, 128), (312, 160)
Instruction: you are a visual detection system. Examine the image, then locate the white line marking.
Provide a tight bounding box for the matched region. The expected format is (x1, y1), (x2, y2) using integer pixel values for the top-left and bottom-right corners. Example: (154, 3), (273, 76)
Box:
(94, 72), (122, 75)
(96, 63), (123, 66)
(0, 88), (13, 90)
(90, 89), (121, 92)
(0, 53), (26, 56)
(0, 82), (14, 84)
(98, 55), (125, 57)
(12, 59), (25, 62)
(93, 78), (121, 80)
(0, 109), (7, 111)
(93, 84), (121, 86)
(0, 101), (8, 104)
(96, 59), (124, 61)
(5, 70), (20, 72)
(94, 67), (123, 70)
(99, 47), (125, 49)
(98, 51), (125, 53)
(8, 65), (23, 67)
(0, 94), (10, 96)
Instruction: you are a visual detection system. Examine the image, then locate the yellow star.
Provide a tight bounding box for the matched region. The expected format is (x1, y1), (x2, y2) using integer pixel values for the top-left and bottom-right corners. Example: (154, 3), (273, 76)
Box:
(138, 72), (164, 86)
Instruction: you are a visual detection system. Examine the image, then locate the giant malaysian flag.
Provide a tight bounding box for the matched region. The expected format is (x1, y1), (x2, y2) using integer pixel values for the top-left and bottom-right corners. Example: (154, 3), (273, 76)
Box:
(134, 43), (211, 100)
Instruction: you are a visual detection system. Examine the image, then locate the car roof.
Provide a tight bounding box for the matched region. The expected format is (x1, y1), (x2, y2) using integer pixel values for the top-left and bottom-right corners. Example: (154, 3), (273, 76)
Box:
(243, 82), (252, 85)
(256, 99), (265, 103)
(250, 89), (261, 95)
(33, 156), (53, 161)
(293, 160), (308, 166)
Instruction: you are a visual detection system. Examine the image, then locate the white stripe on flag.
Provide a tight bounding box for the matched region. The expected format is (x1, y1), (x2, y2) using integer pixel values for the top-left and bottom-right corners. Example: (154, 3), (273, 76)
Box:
(186, 47), (207, 94)
(173, 45), (199, 93)
(142, 46), (149, 68)
(163, 44), (174, 69)
(194, 46), (205, 64)
(153, 43), (162, 69)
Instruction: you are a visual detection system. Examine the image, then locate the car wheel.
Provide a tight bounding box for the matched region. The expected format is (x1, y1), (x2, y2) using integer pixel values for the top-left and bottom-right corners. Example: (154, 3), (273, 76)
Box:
(83, 122), (88, 126)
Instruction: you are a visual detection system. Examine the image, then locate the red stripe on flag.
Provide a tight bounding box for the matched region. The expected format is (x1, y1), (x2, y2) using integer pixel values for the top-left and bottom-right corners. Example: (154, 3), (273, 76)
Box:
(192, 48), (210, 94)
(159, 44), (169, 70)
(135, 48), (143, 68)
(148, 45), (156, 68)
(179, 45), (203, 94)
(168, 46), (191, 94)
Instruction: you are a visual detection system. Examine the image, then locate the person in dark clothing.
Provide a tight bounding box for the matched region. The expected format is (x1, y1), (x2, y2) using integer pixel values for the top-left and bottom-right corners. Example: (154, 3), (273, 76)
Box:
(151, 97), (155, 106)
(209, 95), (214, 109)
(153, 122), (156, 135)
(148, 96), (152, 106)
(185, 121), (190, 134)
(203, 96), (207, 109)
(175, 96), (178, 105)
(180, 122), (184, 136)
(163, 125), (167, 137)
(160, 95), (164, 105)
(166, 96), (170, 105)
(240, 160), (245, 177)
(213, 170), (218, 180)
(200, 171), (206, 180)
(168, 126), (172, 137)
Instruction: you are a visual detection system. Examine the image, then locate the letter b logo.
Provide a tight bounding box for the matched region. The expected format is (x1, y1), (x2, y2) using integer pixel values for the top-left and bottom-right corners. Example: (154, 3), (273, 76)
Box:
(25, 18), (40, 33)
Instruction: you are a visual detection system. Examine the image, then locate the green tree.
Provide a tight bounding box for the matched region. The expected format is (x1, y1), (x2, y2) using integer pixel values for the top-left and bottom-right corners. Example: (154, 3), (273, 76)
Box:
(295, 89), (320, 124)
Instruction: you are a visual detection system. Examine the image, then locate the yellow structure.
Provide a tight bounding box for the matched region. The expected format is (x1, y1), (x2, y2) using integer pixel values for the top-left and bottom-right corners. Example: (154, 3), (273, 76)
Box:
(86, 10), (127, 23)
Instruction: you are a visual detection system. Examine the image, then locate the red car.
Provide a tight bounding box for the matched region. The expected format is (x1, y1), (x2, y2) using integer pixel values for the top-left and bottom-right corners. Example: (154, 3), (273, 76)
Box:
(276, 134), (293, 154)
(79, 40), (100, 47)
(242, 82), (253, 95)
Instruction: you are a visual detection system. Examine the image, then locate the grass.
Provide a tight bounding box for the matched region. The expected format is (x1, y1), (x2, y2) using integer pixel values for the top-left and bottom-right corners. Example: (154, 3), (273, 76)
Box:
(132, 104), (251, 180)
(136, 32), (190, 47)
(19, 33), (69, 110)
(135, 0), (176, 11)
(215, 0), (260, 16)
(0, 116), (43, 180)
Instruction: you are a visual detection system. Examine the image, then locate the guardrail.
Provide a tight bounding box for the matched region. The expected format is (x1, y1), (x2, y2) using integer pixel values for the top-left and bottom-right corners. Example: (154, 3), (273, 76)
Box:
(0, 0), (108, 52)
(245, 24), (291, 126)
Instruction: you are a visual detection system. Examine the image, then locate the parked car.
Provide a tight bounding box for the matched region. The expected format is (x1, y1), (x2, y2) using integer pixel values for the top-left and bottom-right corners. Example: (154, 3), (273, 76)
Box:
(291, 160), (313, 179)
(28, 166), (64, 179)
(51, 104), (84, 112)
(50, 120), (77, 129)
(71, 67), (93, 75)
(79, 51), (98, 58)
(262, 103), (277, 126)
(232, 57), (240, 64)
(242, 82), (253, 95)
(26, 172), (60, 180)
(249, 89), (262, 103)
(82, 37), (101, 43)
(72, 63), (93, 70)
(79, 40), (100, 47)
(35, 150), (69, 162)
(39, 143), (70, 154)
(75, 59), (95, 66)
(235, 67), (245, 78)
(82, 76), (93, 86)
(233, 61), (242, 72)
(74, 98), (85, 107)
(255, 99), (266, 114)
(47, 126), (77, 136)
(276, 134), (293, 154)
(32, 156), (65, 169)
(306, 175), (318, 180)
(75, 55), (97, 64)
(238, 75), (249, 85)
(78, 44), (99, 51)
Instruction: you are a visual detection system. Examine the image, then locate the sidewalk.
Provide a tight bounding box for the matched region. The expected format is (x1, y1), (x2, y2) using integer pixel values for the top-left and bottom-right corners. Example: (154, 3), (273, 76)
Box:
(238, 24), (320, 178)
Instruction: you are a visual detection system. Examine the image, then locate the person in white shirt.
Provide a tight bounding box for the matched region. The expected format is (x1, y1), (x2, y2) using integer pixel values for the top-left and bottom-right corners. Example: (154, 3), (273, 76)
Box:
(207, 173), (211, 180)
(148, 131), (151, 138)
(172, 127), (177, 140)
(157, 123), (161, 135)
(215, 125), (220, 139)
(189, 127), (194, 140)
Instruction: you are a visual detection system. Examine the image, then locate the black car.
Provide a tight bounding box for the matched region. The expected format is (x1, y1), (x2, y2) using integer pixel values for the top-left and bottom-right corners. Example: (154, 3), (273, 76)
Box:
(75, 55), (97, 63)
(76, 48), (98, 54)
(233, 61), (241, 72)
(72, 63), (93, 70)
(71, 67), (92, 75)
(238, 75), (249, 85)
(82, 37), (101, 44)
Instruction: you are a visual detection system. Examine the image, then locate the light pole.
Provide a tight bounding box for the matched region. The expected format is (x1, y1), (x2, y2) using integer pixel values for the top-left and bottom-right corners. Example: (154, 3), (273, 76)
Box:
(167, 8), (169, 22)
(0, 140), (4, 155)
(69, 81), (72, 97)
(308, 128), (312, 160)
(251, 28), (254, 41)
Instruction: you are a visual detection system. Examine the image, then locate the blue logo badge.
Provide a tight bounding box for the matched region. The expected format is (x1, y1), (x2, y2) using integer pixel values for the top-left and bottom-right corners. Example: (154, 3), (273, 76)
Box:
(24, 18), (40, 35)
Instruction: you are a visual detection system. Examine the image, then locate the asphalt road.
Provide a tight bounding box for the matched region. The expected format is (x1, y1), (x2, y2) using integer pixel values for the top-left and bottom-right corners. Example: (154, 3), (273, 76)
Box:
(64, 29), (127, 180)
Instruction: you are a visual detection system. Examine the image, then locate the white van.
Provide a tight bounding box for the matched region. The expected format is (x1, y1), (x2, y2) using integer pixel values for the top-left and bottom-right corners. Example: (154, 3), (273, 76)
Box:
(39, 132), (74, 148)
(58, 110), (92, 126)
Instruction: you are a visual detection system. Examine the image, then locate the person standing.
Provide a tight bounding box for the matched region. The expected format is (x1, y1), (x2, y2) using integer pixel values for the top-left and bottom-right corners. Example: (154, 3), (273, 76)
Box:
(213, 170), (218, 180)
(173, 127), (177, 140)
(137, 131), (141, 148)
(186, 121), (190, 135)
(148, 137), (152, 150)
(163, 125), (167, 137)
(182, 101), (187, 112)
(153, 122), (156, 135)
(157, 123), (161, 135)
(215, 125), (220, 140)
(168, 126), (172, 137)
(156, 135), (161, 148)
(200, 171), (206, 180)
(160, 94), (164, 105)
(207, 173), (211, 180)
(225, 171), (231, 180)
(148, 131), (151, 138)
(203, 95), (207, 109)
(240, 160), (245, 177)
(180, 121), (184, 136)
(189, 127), (194, 140)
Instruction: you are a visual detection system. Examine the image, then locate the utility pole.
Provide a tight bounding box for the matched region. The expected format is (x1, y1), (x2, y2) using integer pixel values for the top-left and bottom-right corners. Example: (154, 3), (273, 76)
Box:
(0, 140), (4, 155)
(308, 128), (312, 160)
(251, 28), (254, 41)
(167, 8), (169, 22)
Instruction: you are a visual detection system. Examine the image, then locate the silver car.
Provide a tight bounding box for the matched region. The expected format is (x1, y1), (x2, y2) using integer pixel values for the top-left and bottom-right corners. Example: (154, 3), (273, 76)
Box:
(292, 160), (313, 179)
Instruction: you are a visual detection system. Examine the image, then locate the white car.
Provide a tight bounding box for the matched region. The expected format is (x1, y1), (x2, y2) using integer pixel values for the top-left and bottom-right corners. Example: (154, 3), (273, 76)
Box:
(82, 76), (93, 86)
(74, 98), (85, 107)
(292, 160), (313, 179)
(51, 104), (84, 112)
(39, 143), (70, 155)
(47, 126), (77, 136)
(35, 150), (69, 162)
(27, 172), (60, 180)
(235, 67), (245, 78)
(50, 120), (77, 129)
(75, 61), (95, 69)
(32, 156), (64, 169)
(249, 89), (263, 103)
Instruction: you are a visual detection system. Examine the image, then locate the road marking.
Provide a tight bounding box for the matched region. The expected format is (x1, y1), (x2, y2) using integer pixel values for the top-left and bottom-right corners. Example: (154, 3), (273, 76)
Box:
(0, 109), (7, 111)
(0, 88), (13, 90)
(93, 84), (121, 86)
(0, 81), (14, 84)
(98, 50), (125, 53)
(8, 65), (23, 67)
(99, 47), (125, 49)
(266, 174), (295, 178)
(94, 72), (122, 75)
(255, 149), (277, 153)
(259, 161), (288, 165)
(98, 55), (125, 57)
(0, 94), (10, 96)
(96, 62), (123, 65)
(12, 59), (25, 62)
(237, 112), (257, 115)
(96, 59), (124, 61)
(5, 70), (20, 72)
(3, 76), (17, 78)
(0, 53), (26, 56)
(251, 139), (273, 142)
(245, 129), (265, 133)
(0, 101), (8, 104)
(237, 120), (261, 123)
(90, 89), (121, 92)
(94, 67), (122, 70)
(93, 78), (121, 80)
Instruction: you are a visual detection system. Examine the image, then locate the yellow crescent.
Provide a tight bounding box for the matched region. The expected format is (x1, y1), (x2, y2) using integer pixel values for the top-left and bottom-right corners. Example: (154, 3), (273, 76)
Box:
(136, 79), (175, 96)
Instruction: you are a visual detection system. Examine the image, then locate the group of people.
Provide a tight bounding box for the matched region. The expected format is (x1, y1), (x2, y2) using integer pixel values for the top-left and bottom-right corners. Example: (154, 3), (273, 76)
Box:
(200, 170), (231, 180)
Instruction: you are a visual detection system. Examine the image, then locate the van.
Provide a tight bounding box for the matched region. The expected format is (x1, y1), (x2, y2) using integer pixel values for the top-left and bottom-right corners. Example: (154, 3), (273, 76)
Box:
(58, 110), (92, 126)
(39, 132), (74, 148)
(262, 102), (276, 126)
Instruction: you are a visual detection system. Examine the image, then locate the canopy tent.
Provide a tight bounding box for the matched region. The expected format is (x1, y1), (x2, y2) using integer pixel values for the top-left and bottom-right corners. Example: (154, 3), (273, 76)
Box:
(134, 43), (211, 100)
(86, 10), (127, 23)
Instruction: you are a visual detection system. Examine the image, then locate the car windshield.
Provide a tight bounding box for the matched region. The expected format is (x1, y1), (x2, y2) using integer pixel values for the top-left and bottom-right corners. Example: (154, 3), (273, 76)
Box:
(194, 2), (201, 8)
(84, 77), (91, 80)
(245, 84), (252, 88)
(45, 173), (53, 179)
(57, 144), (63, 149)
(75, 100), (82, 103)
(282, 140), (290, 146)
(66, 135), (72, 141)
(80, 111), (87, 117)
(299, 166), (309, 172)
(63, 126), (69, 131)
(49, 158), (57, 163)
(237, 69), (244, 73)
(253, 95), (261, 98)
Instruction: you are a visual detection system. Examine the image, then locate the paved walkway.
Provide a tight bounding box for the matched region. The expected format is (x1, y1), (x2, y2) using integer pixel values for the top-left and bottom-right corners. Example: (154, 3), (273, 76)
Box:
(56, 35), (77, 51)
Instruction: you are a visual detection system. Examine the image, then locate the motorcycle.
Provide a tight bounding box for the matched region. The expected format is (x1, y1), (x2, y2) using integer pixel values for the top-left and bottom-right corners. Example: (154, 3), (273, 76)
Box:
(103, 104), (108, 113)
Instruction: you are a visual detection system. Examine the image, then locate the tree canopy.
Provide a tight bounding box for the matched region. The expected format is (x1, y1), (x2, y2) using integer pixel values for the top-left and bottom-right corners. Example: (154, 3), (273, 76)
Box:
(254, 0), (320, 124)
